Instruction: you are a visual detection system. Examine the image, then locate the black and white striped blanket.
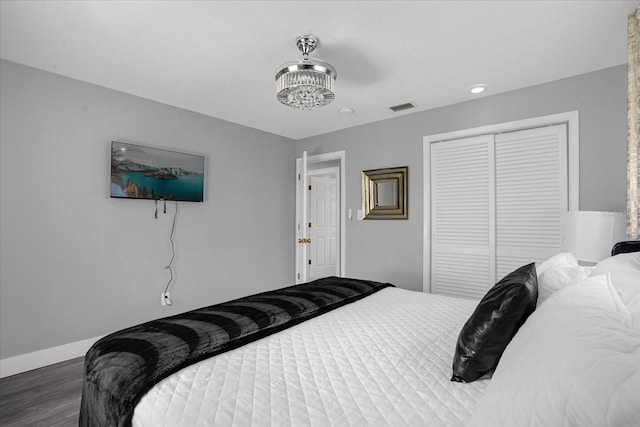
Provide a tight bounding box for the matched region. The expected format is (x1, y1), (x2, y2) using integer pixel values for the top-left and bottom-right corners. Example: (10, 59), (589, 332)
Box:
(79, 276), (393, 427)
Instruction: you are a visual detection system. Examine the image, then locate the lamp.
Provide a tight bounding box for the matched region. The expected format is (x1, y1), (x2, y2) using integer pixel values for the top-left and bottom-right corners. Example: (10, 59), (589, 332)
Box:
(276, 35), (337, 110)
(565, 211), (627, 263)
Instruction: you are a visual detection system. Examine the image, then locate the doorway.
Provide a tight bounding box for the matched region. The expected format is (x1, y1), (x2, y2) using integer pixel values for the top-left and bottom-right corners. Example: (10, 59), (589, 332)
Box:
(295, 151), (346, 283)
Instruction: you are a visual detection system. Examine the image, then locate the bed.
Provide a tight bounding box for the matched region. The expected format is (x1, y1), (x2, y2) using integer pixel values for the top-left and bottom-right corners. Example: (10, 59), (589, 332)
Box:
(79, 243), (640, 427)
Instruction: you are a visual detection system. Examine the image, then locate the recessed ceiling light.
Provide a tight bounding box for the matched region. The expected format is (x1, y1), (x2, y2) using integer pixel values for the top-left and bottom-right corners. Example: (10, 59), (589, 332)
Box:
(469, 84), (488, 94)
(339, 107), (355, 114)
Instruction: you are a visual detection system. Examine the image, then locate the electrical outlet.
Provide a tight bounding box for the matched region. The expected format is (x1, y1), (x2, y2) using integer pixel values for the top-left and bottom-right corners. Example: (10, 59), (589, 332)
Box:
(161, 292), (170, 306)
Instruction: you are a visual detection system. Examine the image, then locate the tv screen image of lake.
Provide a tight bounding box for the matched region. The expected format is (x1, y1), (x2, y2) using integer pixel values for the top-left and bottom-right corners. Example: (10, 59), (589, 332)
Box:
(112, 172), (203, 202)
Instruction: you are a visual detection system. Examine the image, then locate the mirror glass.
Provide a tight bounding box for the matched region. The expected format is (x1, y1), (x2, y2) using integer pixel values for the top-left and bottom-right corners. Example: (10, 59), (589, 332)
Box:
(375, 180), (396, 206)
(362, 167), (408, 219)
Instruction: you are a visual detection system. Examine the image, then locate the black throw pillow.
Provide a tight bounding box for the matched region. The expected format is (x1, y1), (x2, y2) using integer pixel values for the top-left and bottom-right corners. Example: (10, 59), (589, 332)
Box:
(451, 262), (538, 383)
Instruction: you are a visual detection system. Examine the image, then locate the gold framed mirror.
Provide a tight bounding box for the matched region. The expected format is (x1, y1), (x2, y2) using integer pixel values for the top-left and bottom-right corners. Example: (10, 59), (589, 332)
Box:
(361, 166), (408, 219)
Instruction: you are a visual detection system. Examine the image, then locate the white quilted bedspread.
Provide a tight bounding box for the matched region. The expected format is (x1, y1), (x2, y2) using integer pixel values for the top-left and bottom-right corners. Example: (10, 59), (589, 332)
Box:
(133, 288), (489, 427)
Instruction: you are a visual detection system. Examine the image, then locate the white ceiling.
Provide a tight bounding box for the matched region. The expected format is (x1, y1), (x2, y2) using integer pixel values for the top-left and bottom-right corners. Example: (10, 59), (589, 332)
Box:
(1, 1), (637, 140)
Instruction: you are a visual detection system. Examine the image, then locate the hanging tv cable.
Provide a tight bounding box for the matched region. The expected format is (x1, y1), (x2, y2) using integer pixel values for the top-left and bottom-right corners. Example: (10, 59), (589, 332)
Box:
(162, 201), (178, 306)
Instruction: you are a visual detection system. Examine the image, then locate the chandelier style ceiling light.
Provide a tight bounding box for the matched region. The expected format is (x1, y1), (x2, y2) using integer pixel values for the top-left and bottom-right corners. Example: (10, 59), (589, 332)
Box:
(276, 35), (337, 110)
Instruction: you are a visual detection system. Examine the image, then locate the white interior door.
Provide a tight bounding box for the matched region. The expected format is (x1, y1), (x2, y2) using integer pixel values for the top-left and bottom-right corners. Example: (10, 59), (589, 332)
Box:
(431, 134), (495, 299)
(308, 169), (339, 280)
(295, 151), (346, 283)
(494, 124), (568, 278)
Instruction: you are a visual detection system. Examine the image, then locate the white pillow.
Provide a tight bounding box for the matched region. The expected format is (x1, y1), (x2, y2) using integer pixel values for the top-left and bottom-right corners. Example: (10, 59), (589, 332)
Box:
(467, 274), (640, 427)
(544, 273), (631, 328)
(535, 252), (578, 275)
(535, 252), (593, 307)
(591, 252), (640, 332)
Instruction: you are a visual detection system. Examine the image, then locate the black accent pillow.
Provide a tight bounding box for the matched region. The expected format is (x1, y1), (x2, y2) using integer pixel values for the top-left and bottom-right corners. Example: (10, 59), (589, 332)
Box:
(451, 262), (538, 383)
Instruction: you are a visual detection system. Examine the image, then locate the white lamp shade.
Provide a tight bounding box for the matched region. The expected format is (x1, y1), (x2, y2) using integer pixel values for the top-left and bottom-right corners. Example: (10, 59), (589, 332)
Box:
(565, 211), (627, 263)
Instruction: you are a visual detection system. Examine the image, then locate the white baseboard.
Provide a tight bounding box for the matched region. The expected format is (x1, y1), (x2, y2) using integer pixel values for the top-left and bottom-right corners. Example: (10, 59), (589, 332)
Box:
(0, 335), (103, 378)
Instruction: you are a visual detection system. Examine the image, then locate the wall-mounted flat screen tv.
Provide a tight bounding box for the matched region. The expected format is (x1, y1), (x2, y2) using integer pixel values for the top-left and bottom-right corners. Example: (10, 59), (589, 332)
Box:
(110, 141), (204, 202)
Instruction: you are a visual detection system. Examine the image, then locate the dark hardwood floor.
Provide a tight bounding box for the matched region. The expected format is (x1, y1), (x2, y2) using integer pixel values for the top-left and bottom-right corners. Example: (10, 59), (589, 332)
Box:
(0, 357), (83, 426)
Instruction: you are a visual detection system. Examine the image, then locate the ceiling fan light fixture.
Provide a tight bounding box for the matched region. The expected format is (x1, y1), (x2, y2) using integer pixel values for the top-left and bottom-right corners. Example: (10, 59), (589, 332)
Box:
(276, 35), (337, 110)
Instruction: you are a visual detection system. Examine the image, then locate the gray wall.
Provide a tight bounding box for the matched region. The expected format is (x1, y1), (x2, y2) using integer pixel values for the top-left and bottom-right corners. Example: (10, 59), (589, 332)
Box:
(0, 60), (627, 360)
(296, 65), (628, 292)
(0, 60), (296, 359)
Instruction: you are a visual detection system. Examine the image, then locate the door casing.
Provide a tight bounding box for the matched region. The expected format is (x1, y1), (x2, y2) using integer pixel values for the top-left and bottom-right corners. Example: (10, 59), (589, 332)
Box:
(295, 150), (346, 283)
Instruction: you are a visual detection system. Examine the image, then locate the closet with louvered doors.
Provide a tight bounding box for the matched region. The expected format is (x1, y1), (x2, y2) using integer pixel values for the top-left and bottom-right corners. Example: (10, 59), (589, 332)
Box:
(430, 124), (568, 299)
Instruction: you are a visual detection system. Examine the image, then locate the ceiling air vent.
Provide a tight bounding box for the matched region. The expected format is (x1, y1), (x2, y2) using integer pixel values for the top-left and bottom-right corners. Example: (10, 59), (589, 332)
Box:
(388, 102), (415, 112)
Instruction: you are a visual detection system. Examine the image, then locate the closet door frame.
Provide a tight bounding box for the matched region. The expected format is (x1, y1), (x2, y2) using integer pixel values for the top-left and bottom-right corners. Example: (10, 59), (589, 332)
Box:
(422, 111), (579, 293)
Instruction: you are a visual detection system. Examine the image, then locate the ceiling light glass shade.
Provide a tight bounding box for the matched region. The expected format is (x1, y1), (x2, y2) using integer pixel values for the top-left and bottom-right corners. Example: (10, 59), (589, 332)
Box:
(276, 35), (337, 110)
(276, 61), (336, 109)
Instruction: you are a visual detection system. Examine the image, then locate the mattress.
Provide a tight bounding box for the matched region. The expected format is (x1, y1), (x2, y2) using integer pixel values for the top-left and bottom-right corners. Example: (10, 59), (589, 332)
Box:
(133, 287), (489, 427)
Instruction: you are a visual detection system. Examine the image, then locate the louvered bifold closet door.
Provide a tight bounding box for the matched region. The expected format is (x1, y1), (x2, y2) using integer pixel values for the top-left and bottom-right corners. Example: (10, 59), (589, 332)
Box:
(494, 124), (567, 279)
(431, 135), (495, 299)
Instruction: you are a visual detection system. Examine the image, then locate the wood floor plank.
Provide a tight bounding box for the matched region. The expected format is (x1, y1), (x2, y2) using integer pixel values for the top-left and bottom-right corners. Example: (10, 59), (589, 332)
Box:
(0, 357), (84, 426)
